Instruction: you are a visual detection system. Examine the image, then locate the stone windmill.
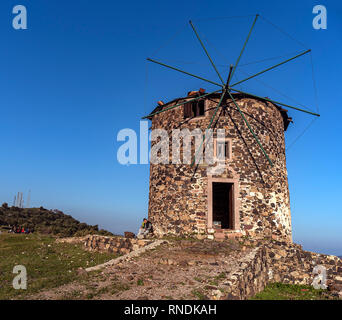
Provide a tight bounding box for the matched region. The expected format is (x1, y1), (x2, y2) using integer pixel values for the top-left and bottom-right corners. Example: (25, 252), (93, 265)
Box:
(142, 15), (320, 241)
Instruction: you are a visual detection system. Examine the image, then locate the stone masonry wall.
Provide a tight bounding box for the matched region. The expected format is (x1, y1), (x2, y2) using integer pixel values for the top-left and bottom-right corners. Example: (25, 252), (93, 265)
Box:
(223, 246), (269, 299)
(84, 235), (154, 255)
(148, 93), (292, 242)
(57, 235), (153, 255)
(263, 240), (342, 290)
(222, 239), (342, 299)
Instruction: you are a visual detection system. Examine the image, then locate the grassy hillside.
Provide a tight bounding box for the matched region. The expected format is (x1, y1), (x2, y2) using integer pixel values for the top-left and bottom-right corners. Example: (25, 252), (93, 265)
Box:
(0, 203), (113, 237)
(0, 233), (117, 299)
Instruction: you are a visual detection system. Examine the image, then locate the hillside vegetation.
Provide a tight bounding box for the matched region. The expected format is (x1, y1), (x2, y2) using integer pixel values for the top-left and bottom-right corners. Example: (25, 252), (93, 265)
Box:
(0, 203), (113, 237)
(0, 233), (116, 299)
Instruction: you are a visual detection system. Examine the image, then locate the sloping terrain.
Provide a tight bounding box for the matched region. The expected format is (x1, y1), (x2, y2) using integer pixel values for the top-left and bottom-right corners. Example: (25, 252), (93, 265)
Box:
(2, 233), (340, 300)
(0, 203), (113, 237)
(29, 237), (341, 300)
(30, 239), (251, 300)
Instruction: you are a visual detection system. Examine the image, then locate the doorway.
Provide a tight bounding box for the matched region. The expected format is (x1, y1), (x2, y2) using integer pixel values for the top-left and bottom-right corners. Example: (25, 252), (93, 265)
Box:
(212, 182), (233, 229)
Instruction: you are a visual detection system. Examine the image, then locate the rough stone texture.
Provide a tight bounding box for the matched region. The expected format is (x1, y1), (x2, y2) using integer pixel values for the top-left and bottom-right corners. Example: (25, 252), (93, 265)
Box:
(124, 231), (135, 239)
(222, 246), (269, 299)
(221, 239), (342, 299)
(56, 235), (88, 245)
(263, 240), (342, 289)
(148, 92), (292, 242)
(33, 238), (342, 300)
(85, 239), (167, 272)
(81, 237), (342, 299)
(57, 235), (153, 255)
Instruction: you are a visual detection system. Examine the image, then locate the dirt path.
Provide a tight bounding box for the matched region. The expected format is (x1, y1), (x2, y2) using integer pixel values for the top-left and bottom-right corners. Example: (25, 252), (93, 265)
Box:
(29, 239), (252, 300)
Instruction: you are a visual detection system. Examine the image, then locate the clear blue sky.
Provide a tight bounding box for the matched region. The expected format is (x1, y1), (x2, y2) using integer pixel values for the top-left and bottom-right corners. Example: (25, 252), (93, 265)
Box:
(0, 0), (341, 255)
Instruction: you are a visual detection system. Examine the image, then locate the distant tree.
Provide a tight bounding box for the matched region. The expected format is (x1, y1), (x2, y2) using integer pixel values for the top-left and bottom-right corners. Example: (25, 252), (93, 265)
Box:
(2, 203), (8, 209)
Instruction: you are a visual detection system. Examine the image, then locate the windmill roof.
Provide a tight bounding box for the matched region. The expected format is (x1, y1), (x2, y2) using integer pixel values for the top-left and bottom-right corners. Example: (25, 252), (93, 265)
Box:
(146, 91), (293, 131)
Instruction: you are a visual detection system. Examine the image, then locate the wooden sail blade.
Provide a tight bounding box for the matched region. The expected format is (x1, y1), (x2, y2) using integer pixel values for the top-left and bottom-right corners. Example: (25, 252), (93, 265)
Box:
(228, 91), (273, 167)
(189, 20), (225, 85)
(229, 88), (320, 117)
(230, 50), (311, 87)
(147, 58), (224, 87)
(230, 14), (259, 80)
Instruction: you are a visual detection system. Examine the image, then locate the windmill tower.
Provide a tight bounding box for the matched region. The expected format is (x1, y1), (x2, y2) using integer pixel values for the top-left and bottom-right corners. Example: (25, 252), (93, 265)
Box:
(143, 15), (320, 242)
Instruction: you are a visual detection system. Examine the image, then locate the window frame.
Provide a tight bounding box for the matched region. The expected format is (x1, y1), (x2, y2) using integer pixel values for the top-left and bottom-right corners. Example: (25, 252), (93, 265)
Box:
(213, 137), (232, 162)
(207, 176), (240, 231)
(183, 98), (206, 120)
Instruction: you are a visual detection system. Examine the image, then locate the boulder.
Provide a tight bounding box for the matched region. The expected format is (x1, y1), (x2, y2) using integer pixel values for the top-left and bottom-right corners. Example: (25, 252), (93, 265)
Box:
(124, 231), (135, 239)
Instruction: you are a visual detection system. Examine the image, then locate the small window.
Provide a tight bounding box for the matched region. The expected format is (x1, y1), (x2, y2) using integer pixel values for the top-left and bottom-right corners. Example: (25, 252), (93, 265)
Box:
(198, 100), (205, 116)
(215, 138), (231, 160)
(184, 102), (192, 118)
(184, 100), (205, 119)
(191, 102), (197, 117)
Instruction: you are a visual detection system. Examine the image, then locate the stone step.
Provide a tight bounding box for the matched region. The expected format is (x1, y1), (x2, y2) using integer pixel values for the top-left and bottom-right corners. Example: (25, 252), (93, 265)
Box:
(214, 232), (225, 240)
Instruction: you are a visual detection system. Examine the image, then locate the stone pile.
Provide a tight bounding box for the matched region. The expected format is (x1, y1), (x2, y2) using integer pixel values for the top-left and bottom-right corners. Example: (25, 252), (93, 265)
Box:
(84, 235), (154, 255)
(57, 234), (153, 255)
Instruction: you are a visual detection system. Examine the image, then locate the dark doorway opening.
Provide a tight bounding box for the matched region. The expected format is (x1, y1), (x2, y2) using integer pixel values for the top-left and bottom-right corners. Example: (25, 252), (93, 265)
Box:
(212, 182), (233, 229)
